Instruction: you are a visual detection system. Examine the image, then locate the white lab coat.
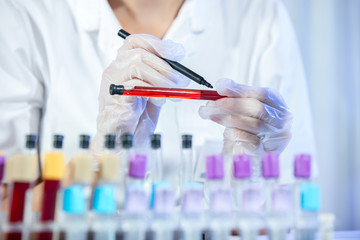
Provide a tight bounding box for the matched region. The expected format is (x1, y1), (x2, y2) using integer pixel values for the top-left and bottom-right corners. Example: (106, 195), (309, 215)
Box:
(0, 0), (317, 183)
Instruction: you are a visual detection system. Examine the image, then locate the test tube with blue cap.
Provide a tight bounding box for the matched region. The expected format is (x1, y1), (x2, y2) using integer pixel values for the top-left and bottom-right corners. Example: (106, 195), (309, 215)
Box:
(61, 135), (93, 240)
(295, 182), (321, 240)
(293, 154), (312, 213)
(91, 136), (123, 240)
(98, 134), (126, 209)
(293, 154), (320, 240)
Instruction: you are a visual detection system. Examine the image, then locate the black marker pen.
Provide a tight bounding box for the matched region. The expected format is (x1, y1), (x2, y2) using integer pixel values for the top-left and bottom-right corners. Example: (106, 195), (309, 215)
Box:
(118, 29), (213, 89)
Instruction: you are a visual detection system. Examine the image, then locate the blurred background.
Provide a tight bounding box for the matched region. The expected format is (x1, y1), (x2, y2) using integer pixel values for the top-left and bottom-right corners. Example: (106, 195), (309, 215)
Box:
(282, 0), (360, 231)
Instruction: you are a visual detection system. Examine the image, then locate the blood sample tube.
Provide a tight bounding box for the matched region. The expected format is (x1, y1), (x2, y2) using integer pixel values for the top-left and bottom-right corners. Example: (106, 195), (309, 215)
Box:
(109, 85), (226, 101)
(7, 135), (38, 239)
(38, 135), (66, 240)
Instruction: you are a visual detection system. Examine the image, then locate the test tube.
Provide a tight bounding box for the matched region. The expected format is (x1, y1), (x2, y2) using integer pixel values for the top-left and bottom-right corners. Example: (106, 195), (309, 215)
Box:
(150, 182), (177, 240)
(61, 135), (93, 240)
(99, 134), (124, 209)
(233, 154), (252, 210)
(128, 154), (147, 184)
(209, 187), (234, 240)
(0, 153), (6, 233)
(91, 181), (118, 239)
(122, 183), (149, 240)
(261, 152), (280, 211)
(293, 154), (312, 213)
(6, 135), (38, 239)
(179, 135), (194, 202)
(150, 134), (163, 182)
(204, 154), (234, 239)
(205, 154), (225, 202)
(180, 183), (205, 240)
(295, 183), (321, 240)
(121, 133), (133, 178)
(236, 154), (264, 240)
(37, 135), (66, 240)
(238, 183), (264, 240)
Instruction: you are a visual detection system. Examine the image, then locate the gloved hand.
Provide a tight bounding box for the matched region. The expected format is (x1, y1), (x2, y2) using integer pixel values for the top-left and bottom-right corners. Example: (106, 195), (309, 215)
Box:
(93, 34), (190, 154)
(199, 78), (292, 156)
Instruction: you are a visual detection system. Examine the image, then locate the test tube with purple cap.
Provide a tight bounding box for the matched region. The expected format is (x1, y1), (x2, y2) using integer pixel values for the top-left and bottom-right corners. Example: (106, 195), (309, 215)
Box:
(180, 183), (205, 240)
(205, 154), (234, 240)
(150, 182), (177, 240)
(233, 154), (252, 210)
(235, 154), (264, 240)
(122, 183), (149, 240)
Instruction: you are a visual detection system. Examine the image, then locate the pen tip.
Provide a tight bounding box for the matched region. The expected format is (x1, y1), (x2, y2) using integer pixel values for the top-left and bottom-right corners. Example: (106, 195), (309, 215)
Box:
(206, 83), (214, 89)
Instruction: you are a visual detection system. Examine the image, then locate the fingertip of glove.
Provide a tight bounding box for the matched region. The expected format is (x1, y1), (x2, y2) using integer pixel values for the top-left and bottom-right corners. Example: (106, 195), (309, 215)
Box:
(198, 105), (210, 119)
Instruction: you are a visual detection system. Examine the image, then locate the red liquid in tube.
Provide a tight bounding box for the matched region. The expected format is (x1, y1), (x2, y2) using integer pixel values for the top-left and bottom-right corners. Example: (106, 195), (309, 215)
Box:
(120, 86), (226, 100)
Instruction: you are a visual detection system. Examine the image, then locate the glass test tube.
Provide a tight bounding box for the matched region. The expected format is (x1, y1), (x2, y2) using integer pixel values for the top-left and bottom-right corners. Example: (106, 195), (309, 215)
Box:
(38, 135), (66, 240)
(110, 84), (226, 101)
(180, 183), (205, 240)
(61, 135), (93, 240)
(7, 135), (38, 240)
(122, 183), (149, 240)
(179, 135), (194, 201)
(151, 182), (177, 240)
(150, 134), (163, 183)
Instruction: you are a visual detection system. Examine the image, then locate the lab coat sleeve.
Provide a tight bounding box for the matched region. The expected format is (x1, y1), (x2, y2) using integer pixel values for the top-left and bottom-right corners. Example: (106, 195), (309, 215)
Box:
(252, 0), (318, 182)
(0, 1), (44, 156)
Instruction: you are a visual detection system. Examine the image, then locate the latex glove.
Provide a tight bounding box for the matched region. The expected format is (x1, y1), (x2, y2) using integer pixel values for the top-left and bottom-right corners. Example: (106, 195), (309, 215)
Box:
(199, 78), (292, 156)
(93, 34), (190, 154)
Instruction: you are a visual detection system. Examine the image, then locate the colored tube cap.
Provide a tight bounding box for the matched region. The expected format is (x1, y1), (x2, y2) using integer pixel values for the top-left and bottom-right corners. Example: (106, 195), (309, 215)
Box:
(294, 154), (311, 178)
(0, 154), (5, 181)
(153, 182), (176, 214)
(105, 134), (116, 149)
(150, 134), (161, 149)
(210, 187), (232, 213)
(182, 182), (204, 214)
(53, 135), (64, 149)
(301, 183), (321, 211)
(121, 133), (133, 149)
(25, 134), (38, 149)
(92, 185), (116, 214)
(206, 154), (224, 180)
(233, 154), (252, 179)
(63, 185), (86, 214)
(261, 152), (280, 178)
(79, 135), (90, 149)
(128, 154), (147, 179)
(125, 184), (148, 213)
(182, 135), (192, 149)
